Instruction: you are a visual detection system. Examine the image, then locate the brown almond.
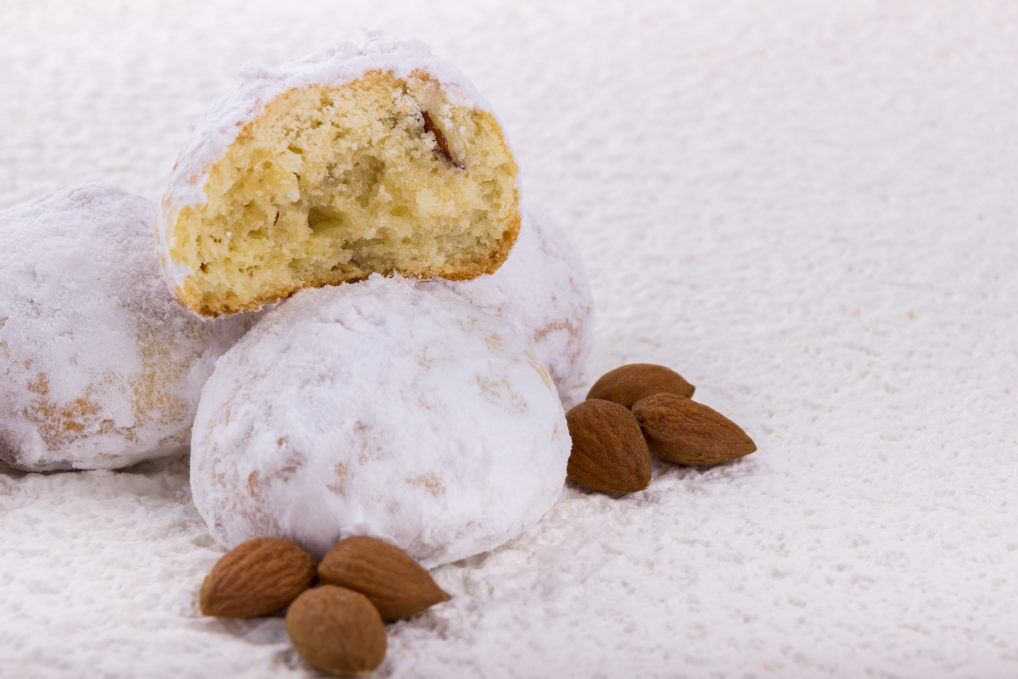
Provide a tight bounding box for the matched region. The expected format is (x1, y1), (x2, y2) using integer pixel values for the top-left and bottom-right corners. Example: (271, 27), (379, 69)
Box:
(586, 363), (695, 408)
(318, 536), (450, 621)
(422, 110), (464, 169)
(199, 537), (317, 618)
(286, 585), (386, 676)
(632, 393), (756, 465)
(565, 399), (652, 494)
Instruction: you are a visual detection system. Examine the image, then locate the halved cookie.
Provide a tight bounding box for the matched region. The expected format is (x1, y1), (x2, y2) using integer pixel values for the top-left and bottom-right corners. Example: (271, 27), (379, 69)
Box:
(158, 37), (519, 316)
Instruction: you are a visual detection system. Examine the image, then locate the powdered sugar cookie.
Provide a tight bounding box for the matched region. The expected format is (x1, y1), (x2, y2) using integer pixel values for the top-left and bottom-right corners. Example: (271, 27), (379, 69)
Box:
(419, 201), (592, 403)
(159, 36), (519, 317)
(189, 275), (569, 567)
(0, 184), (252, 471)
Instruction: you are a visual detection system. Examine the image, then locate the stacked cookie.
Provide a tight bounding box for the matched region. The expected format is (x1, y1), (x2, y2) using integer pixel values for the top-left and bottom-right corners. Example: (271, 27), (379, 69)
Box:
(0, 37), (592, 567)
(0, 184), (255, 471)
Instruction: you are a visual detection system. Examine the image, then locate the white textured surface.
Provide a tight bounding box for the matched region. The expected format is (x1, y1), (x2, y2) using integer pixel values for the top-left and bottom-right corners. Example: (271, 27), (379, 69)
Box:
(190, 275), (569, 568)
(420, 200), (593, 404)
(1, 1), (1017, 677)
(0, 183), (252, 471)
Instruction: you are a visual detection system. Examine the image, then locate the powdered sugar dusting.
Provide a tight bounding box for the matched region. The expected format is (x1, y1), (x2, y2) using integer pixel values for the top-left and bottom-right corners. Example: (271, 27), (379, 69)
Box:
(0, 183), (253, 470)
(420, 201), (593, 405)
(190, 275), (569, 568)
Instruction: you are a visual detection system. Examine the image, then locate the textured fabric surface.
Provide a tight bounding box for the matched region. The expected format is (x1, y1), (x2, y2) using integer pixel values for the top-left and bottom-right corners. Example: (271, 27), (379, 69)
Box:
(2, 1), (1017, 677)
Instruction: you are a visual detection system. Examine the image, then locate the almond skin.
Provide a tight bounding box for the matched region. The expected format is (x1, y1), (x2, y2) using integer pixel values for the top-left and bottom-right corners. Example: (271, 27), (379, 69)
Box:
(586, 363), (695, 408)
(318, 536), (450, 621)
(632, 393), (756, 465)
(286, 585), (386, 676)
(565, 399), (652, 494)
(199, 537), (317, 618)
(422, 110), (464, 169)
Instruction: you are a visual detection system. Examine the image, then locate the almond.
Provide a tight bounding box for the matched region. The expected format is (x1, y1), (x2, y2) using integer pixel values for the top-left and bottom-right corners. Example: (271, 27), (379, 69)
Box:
(199, 537), (317, 618)
(632, 393), (756, 465)
(586, 363), (695, 408)
(422, 110), (464, 169)
(286, 585), (386, 676)
(318, 536), (450, 621)
(565, 399), (652, 494)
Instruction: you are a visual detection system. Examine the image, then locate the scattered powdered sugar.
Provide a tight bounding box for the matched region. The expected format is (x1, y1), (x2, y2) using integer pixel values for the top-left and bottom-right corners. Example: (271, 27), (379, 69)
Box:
(4, 3), (1018, 677)
(189, 275), (570, 568)
(0, 183), (253, 471)
(419, 200), (593, 405)
(156, 35), (497, 296)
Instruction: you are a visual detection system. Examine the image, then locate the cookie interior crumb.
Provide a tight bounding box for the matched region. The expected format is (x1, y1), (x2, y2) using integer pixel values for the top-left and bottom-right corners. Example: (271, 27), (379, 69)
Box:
(169, 70), (519, 316)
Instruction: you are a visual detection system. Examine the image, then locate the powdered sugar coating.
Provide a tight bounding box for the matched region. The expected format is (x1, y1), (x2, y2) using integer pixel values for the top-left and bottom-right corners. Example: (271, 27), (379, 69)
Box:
(157, 35), (496, 298)
(190, 275), (569, 567)
(0, 184), (253, 471)
(419, 201), (593, 404)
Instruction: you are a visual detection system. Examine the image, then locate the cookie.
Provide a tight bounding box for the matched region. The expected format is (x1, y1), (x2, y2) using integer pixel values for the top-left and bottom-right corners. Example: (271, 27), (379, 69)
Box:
(189, 275), (569, 567)
(158, 37), (520, 316)
(420, 201), (593, 402)
(0, 184), (252, 471)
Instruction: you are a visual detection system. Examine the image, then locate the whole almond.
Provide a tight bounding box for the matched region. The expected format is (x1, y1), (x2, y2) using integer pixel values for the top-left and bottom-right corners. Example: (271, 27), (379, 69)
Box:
(318, 536), (450, 621)
(199, 537), (317, 618)
(632, 393), (756, 465)
(565, 399), (652, 494)
(586, 363), (695, 408)
(286, 585), (386, 676)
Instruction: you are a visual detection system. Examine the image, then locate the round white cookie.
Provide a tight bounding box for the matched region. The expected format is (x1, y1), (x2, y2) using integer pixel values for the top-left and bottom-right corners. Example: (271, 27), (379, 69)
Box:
(0, 183), (253, 471)
(419, 201), (593, 403)
(189, 275), (570, 567)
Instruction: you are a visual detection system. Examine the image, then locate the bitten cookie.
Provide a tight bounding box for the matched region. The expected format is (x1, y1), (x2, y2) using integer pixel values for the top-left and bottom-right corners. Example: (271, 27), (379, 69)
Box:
(159, 36), (520, 317)
(419, 201), (593, 403)
(0, 184), (253, 471)
(189, 275), (569, 567)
